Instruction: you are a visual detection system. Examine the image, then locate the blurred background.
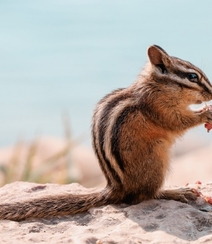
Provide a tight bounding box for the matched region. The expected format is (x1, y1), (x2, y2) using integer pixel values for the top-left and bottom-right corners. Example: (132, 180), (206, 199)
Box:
(0, 0), (212, 187)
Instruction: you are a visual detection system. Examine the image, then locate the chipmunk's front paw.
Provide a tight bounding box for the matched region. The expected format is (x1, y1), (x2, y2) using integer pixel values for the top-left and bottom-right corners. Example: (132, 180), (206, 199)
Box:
(202, 109), (212, 132)
(201, 105), (212, 121)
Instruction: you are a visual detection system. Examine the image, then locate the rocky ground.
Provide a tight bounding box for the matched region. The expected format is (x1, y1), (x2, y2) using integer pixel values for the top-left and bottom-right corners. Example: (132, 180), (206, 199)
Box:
(0, 182), (212, 243)
(0, 135), (212, 243)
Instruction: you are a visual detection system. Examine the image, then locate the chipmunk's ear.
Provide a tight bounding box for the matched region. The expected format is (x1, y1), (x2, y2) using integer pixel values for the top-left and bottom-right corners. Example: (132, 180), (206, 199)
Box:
(147, 45), (171, 73)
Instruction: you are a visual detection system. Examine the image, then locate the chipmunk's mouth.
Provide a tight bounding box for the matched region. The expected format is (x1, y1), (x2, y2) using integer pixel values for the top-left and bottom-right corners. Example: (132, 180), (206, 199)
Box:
(189, 102), (212, 113)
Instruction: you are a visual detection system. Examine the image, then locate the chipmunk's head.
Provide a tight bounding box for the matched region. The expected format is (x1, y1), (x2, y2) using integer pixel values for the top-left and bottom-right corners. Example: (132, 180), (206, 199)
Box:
(147, 45), (212, 108)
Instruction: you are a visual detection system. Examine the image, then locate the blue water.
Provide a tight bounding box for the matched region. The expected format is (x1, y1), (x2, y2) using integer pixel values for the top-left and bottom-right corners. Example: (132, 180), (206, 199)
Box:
(1, 0), (212, 146)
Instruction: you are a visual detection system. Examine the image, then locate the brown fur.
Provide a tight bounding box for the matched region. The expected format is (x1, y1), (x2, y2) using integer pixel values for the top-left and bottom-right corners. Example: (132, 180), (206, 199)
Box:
(1, 45), (212, 221)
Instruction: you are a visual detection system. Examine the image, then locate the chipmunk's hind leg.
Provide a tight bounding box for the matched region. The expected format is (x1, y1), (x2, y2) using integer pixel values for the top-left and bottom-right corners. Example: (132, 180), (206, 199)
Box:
(121, 188), (198, 205)
(156, 188), (199, 203)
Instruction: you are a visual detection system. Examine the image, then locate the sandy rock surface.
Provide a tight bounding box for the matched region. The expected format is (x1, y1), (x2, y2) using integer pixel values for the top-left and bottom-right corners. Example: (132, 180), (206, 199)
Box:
(1, 182), (212, 243)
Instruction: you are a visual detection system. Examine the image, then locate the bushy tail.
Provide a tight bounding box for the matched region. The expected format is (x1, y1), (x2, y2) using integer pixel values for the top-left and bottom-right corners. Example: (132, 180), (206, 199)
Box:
(0, 188), (118, 221)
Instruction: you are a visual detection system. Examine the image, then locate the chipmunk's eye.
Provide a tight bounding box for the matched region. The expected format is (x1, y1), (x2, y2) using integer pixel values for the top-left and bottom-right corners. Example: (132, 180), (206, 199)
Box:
(187, 73), (199, 83)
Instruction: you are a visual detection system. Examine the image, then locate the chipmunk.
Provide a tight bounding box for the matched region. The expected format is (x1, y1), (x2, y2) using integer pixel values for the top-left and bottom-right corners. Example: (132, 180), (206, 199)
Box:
(1, 45), (212, 221)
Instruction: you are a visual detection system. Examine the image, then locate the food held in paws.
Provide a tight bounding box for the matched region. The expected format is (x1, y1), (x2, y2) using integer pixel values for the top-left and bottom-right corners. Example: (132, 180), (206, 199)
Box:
(205, 122), (212, 133)
(203, 105), (212, 132)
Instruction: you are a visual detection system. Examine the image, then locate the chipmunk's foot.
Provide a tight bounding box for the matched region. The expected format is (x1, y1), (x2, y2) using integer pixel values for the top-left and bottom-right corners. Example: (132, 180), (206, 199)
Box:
(158, 188), (199, 203)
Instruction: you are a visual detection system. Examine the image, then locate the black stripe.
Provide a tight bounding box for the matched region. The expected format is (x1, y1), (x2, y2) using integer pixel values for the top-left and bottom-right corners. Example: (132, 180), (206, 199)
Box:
(91, 119), (109, 181)
(198, 80), (211, 94)
(173, 69), (211, 92)
(174, 58), (211, 86)
(111, 106), (137, 172)
(178, 82), (198, 90)
(97, 89), (130, 186)
(173, 70), (187, 79)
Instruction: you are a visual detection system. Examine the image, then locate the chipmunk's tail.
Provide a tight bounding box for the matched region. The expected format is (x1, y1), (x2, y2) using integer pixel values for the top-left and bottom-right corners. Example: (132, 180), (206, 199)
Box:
(0, 187), (119, 221)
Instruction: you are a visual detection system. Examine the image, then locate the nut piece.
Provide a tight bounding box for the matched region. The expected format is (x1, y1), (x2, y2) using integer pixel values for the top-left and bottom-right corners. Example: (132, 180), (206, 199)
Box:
(203, 104), (212, 133)
(205, 122), (212, 133)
